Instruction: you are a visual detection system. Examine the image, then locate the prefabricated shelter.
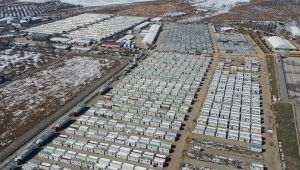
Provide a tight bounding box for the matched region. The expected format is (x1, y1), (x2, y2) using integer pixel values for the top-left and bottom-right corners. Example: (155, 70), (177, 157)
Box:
(228, 130), (239, 140)
(239, 132), (251, 143)
(71, 158), (83, 166)
(82, 161), (95, 169)
(250, 163), (264, 170)
(128, 153), (140, 162)
(27, 159), (41, 168)
(94, 163), (107, 170)
(193, 125), (206, 134)
(38, 151), (51, 159)
(76, 153), (88, 161)
(38, 162), (51, 170)
(60, 155), (71, 164)
(152, 157), (164, 168)
(204, 127), (216, 136)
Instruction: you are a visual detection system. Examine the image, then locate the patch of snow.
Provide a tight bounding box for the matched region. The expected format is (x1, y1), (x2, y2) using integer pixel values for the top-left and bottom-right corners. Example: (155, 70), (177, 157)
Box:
(0, 56), (115, 143)
(18, 0), (153, 6)
(0, 49), (59, 78)
(179, 0), (250, 22)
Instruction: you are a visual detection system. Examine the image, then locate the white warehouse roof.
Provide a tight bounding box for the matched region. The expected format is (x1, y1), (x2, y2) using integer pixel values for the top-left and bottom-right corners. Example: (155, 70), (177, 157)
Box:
(265, 36), (297, 50)
(286, 26), (300, 36)
(142, 32), (157, 44)
(149, 24), (161, 33)
(151, 17), (162, 22)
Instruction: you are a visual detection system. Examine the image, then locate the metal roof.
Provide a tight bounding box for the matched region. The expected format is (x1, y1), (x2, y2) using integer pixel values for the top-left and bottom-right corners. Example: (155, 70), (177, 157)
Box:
(286, 26), (300, 36)
(142, 32), (157, 44)
(265, 36), (297, 50)
(149, 24), (161, 33)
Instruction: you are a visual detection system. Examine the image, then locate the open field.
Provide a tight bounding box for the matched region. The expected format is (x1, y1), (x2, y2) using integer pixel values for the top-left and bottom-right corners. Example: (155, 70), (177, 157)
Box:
(266, 55), (279, 97)
(0, 49), (59, 80)
(92, 0), (191, 17)
(274, 102), (300, 170)
(0, 56), (119, 150)
(203, 0), (300, 21)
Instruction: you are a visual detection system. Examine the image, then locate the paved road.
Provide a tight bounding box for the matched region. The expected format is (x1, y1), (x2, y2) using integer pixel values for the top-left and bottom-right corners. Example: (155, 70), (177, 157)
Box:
(275, 57), (300, 137)
(0, 55), (128, 168)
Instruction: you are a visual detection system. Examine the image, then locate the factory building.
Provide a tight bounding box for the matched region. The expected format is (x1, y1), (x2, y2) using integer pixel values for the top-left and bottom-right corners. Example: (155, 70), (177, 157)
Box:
(142, 24), (162, 45)
(134, 22), (150, 30)
(264, 36), (297, 52)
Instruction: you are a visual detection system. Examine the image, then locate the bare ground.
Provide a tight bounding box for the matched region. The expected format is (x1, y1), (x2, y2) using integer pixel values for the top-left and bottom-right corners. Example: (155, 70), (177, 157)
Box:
(0, 56), (119, 151)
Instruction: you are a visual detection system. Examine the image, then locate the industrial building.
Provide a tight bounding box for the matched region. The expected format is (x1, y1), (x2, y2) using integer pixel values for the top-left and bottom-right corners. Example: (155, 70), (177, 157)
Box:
(285, 26), (300, 37)
(67, 16), (148, 41)
(134, 22), (150, 30)
(25, 13), (112, 35)
(141, 24), (162, 45)
(264, 36), (297, 52)
(25, 14), (148, 42)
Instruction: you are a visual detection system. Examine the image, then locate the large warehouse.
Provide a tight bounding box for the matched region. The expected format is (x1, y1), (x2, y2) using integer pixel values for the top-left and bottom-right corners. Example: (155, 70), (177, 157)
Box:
(264, 36), (297, 52)
(142, 24), (162, 45)
(285, 26), (300, 37)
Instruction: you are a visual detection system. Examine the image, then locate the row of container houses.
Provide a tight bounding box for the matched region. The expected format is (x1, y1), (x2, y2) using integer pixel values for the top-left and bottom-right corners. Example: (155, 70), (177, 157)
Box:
(158, 23), (213, 54)
(193, 60), (263, 145)
(71, 114), (179, 141)
(40, 133), (167, 168)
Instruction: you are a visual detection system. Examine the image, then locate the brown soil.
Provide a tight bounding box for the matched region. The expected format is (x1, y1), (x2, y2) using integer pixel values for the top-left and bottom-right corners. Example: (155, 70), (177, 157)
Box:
(0, 57), (119, 151)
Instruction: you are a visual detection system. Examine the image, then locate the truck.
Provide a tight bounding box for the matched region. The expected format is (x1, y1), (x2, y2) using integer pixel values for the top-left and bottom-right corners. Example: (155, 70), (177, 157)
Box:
(13, 143), (36, 164)
(54, 116), (71, 131)
(35, 129), (55, 146)
(71, 104), (86, 117)
(99, 84), (109, 95)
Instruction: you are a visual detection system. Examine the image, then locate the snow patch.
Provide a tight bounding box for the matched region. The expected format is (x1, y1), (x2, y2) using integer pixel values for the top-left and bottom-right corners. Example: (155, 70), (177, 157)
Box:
(0, 56), (115, 143)
(179, 0), (250, 22)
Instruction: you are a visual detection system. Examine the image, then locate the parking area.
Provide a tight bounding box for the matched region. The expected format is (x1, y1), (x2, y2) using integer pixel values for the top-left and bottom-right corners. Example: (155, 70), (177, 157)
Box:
(282, 57), (300, 98)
